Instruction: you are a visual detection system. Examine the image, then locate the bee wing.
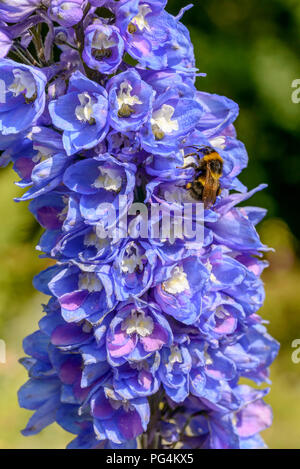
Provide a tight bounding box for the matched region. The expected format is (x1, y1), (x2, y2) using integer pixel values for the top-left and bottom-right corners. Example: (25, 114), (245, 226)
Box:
(202, 170), (219, 209)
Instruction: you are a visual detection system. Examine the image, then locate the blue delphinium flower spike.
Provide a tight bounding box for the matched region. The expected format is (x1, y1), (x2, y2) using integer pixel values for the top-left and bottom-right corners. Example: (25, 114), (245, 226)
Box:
(0, 0), (279, 450)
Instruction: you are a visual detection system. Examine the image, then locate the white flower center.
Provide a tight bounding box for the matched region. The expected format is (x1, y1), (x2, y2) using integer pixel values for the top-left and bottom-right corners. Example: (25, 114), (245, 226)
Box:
(168, 346), (183, 371)
(60, 2), (73, 10)
(121, 310), (154, 337)
(78, 272), (103, 292)
(57, 196), (69, 222)
(206, 260), (218, 283)
(93, 166), (122, 192)
(151, 104), (179, 136)
(84, 229), (108, 251)
(75, 92), (96, 124)
(215, 306), (230, 319)
(163, 186), (186, 204)
(92, 30), (116, 50)
(121, 242), (146, 274)
(117, 80), (142, 115)
(163, 265), (190, 295)
(132, 4), (152, 32)
(8, 69), (37, 101)
(32, 145), (54, 163)
(209, 136), (226, 150)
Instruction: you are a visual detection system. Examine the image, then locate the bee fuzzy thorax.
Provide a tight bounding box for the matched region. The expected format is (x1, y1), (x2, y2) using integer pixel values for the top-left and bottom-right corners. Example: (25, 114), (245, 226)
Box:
(203, 152), (223, 176)
(202, 151), (223, 163)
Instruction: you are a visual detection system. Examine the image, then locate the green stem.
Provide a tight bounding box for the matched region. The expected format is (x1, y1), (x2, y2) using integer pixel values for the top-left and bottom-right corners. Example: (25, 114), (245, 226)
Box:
(31, 24), (46, 65)
(11, 45), (38, 67)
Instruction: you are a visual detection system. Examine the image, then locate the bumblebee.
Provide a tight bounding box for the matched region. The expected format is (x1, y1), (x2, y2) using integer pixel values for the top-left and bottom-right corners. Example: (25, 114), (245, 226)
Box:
(183, 146), (223, 209)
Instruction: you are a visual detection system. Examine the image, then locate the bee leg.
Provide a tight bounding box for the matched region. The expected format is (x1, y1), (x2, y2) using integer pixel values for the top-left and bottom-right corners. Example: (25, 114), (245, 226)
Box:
(179, 162), (198, 170)
(185, 145), (210, 152)
(177, 152), (200, 169)
(183, 152), (199, 159)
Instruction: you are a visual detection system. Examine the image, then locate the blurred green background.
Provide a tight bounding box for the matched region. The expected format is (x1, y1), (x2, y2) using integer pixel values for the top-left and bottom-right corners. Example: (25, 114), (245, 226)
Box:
(0, 0), (300, 449)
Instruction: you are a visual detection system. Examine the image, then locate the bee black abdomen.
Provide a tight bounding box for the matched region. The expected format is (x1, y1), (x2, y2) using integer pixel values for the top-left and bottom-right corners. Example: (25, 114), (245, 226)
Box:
(187, 181), (204, 200)
(190, 188), (203, 201)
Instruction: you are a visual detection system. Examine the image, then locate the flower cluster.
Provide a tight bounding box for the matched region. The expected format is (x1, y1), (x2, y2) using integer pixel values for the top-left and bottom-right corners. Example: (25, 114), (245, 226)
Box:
(0, 0), (279, 449)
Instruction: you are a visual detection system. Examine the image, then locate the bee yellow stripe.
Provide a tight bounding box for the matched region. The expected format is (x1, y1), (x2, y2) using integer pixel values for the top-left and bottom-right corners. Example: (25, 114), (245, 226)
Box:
(203, 152), (223, 163)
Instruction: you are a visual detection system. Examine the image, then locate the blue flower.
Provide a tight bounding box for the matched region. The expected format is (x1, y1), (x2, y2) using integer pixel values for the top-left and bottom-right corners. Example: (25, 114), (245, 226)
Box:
(48, 0), (85, 27)
(198, 292), (244, 339)
(83, 23), (125, 75)
(140, 87), (203, 155)
(47, 263), (117, 323)
(49, 71), (109, 155)
(154, 257), (209, 325)
(29, 190), (70, 231)
(18, 330), (88, 436)
(224, 324), (280, 384)
(107, 69), (154, 132)
(159, 343), (191, 402)
(63, 153), (136, 228)
(17, 152), (73, 201)
(89, 386), (150, 444)
(106, 129), (141, 158)
(106, 301), (172, 365)
(115, 1), (193, 72)
(112, 240), (157, 301)
(0, 0), (40, 22)
(195, 91), (239, 138)
(141, 69), (196, 98)
(0, 59), (46, 135)
(179, 386), (272, 449)
(51, 225), (122, 264)
(1, 0), (279, 450)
